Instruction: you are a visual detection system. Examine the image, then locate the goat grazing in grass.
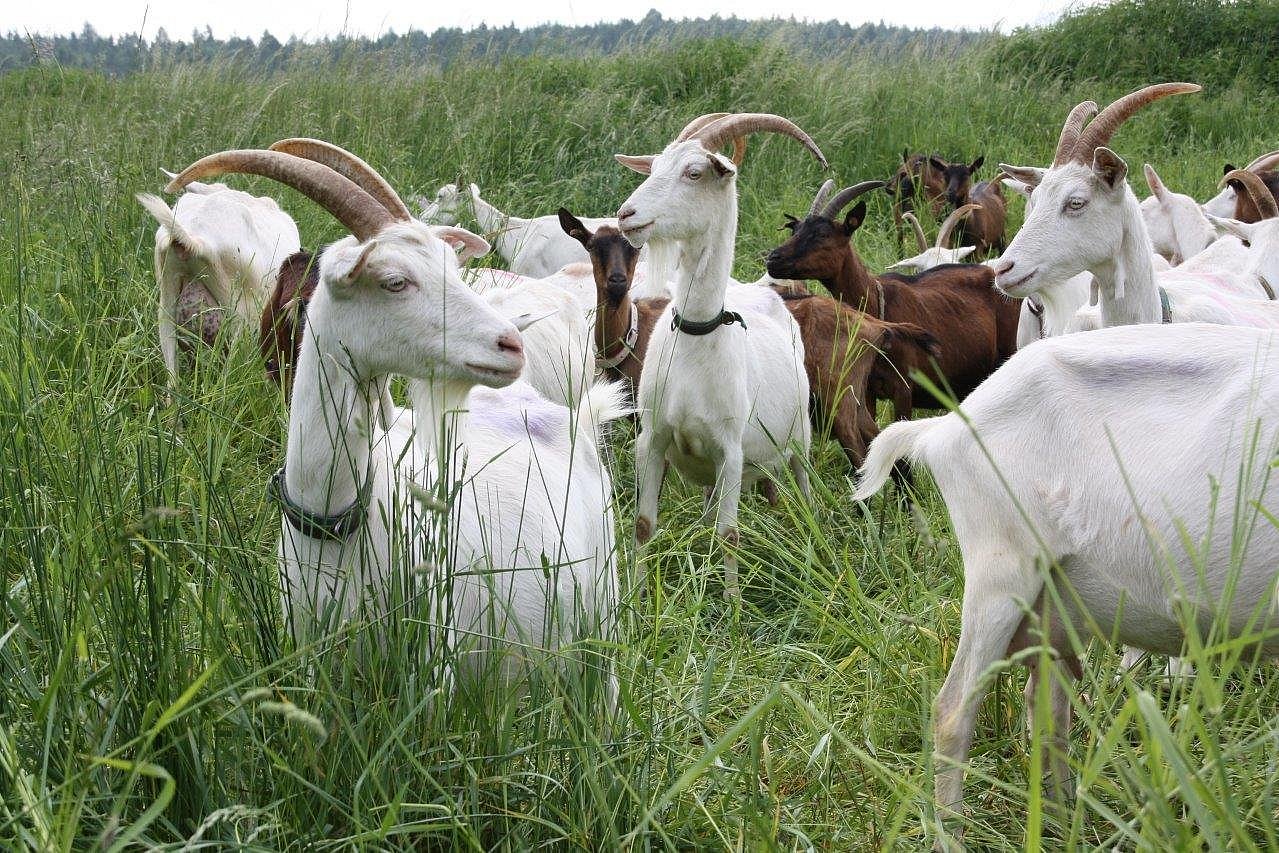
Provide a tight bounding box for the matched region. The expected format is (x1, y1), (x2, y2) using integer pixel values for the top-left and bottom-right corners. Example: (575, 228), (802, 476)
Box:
(767, 180), (1021, 419)
(171, 142), (624, 686)
(615, 112), (818, 599)
(929, 155), (1007, 255)
(138, 180), (300, 385)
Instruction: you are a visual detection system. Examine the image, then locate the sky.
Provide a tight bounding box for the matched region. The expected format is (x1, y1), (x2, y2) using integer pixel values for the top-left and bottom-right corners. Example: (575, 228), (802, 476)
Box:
(12, 1), (1096, 41)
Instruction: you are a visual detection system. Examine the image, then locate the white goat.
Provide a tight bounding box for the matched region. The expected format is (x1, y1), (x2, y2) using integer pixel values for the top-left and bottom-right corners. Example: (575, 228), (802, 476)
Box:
(853, 321), (1279, 828)
(887, 205), (979, 272)
(165, 143), (623, 688)
(138, 181), (300, 384)
(615, 112), (819, 600)
(1140, 163), (1219, 263)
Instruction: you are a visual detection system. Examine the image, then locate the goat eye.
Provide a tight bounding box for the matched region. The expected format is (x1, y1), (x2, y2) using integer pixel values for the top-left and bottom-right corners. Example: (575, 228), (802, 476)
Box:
(1066, 197), (1087, 212)
(684, 167), (702, 181)
(381, 279), (409, 293)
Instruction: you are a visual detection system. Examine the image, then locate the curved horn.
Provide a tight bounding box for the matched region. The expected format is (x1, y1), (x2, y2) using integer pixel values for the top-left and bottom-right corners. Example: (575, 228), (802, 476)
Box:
(269, 138), (412, 220)
(936, 203), (981, 248)
(822, 180), (886, 220)
(1222, 169), (1279, 220)
(902, 212), (928, 251)
(808, 179), (836, 217)
(673, 112), (748, 166)
(164, 149), (394, 241)
(1071, 83), (1202, 163)
(695, 113), (828, 169)
(1246, 149), (1279, 174)
(1052, 100), (1098, 166)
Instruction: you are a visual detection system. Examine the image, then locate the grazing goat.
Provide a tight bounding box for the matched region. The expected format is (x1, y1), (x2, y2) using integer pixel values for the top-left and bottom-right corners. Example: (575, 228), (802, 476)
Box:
(766, 180), (1021, 417)
(885, 149), (946, 248)
(853, 321), (1279, 832)
(168, 141), (623, 687)
(889, 205), (981, 272)
(138, 182), (300, 384)
(1202, 150), (1279, 221)
(929, 155), (1007, 255)
(615, 112), (818, 599)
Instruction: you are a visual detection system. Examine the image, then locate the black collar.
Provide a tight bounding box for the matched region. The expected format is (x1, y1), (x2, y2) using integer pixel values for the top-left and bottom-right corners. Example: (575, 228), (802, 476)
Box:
(267, 466), (366, 541)
(671, 307), (747, 335)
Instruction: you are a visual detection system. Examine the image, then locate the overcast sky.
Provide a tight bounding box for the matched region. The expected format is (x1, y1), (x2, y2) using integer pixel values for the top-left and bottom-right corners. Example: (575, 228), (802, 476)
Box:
(14, 1), (1095, 40)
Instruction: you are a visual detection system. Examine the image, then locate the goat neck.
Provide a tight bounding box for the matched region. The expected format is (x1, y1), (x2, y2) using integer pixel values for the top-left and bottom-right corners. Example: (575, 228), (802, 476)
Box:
(668, 194), (738, 322)
(824, 247), (879, 312)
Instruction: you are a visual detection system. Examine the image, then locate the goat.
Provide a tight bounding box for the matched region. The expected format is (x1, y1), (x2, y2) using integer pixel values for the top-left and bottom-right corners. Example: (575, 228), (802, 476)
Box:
(993, 85), (1279, 332)
(1202, 150), (1279, 221)
(853, 321), (1279, 833)
(885, 149), (946, 249)
(1207, 170), (1279, 289)
(929, 155), (1007, 255)
(889, 205), (981, 272)
(1140, 163), (1218, 264)
(614, 112), (818, 600)
(168, 141), (624, 689)
(766, 180), (1022, 418)
(137, 182), (300, 385)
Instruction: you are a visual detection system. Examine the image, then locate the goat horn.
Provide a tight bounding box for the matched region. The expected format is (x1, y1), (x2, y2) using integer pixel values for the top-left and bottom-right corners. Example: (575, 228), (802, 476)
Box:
(1222, 169), (1279, 220)
(673, 112), (748, 166)
(695, 113), (829, 169)
(164, 149), (395, 241)
(809, 179), (836, 217)
(936, 202), (981, 248)
(269, 138), (412, 221)
(1051, 100), (1098, 167)
(822, 180), (886, 220)
(1071, 83), (1202, 163)
(902, 212), (928, 251)
(1245, 149), (1279, 174)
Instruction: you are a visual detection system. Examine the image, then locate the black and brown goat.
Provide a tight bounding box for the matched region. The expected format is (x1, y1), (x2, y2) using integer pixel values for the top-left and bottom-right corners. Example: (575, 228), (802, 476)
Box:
(259, 249), (321, 396)
(558, 206), (937, 467)
(928, 154), (1007, 255)
(885, 149), (946, 249)
(766, 180), (1022, 414)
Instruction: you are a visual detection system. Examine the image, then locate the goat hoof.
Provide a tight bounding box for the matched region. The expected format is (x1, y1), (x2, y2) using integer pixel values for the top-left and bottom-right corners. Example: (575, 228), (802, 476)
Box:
(635, 516), (653, 545)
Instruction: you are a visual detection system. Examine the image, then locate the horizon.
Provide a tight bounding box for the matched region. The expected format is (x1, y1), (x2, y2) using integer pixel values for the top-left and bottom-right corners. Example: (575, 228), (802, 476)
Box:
(12, 1), (1093, 42)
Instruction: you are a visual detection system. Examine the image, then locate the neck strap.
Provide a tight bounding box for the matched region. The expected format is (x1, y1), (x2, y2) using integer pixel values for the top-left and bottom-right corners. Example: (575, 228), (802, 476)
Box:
(597, 302), (640, 369)
(671, 306), (747, 335)
(267, 466), (366, 541)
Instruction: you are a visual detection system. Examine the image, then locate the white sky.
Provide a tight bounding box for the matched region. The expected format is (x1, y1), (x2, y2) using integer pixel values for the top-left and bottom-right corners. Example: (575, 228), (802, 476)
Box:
(11, 1), (1095, 40)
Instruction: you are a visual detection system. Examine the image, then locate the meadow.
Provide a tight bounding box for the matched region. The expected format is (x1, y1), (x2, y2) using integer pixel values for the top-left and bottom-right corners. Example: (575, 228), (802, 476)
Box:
(5, 26), (1279, 850)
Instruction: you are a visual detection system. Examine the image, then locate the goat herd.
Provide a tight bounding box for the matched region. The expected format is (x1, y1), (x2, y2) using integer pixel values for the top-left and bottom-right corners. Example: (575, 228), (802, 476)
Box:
(136, 82), (1279, 830)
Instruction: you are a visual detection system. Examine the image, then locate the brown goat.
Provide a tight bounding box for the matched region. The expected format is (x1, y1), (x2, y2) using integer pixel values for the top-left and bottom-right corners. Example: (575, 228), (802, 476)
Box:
(928, 154), (1007, 255)
(885, 149), (946, 248)
(259, 249), (320, 397)
(766, 180), (1022, 413)
(1226, 168), (1279, 223)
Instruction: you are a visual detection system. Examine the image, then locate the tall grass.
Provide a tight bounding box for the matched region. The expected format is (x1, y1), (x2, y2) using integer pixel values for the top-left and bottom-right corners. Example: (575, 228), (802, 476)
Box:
(4, 37), (1279, 849)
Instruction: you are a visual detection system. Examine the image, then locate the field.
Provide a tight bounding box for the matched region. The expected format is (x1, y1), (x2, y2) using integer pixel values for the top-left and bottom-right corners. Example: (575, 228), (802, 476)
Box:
(5, 27), (1279, 850)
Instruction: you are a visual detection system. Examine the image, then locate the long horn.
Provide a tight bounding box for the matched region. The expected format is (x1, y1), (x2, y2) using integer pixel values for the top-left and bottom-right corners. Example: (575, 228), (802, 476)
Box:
(936, 202), (981, 248)
(1071, 83), (1202, 163)
(695, 113), (828, 169)
(902, 212), (928, 251)
(1052, 100), (1098, 166)
(822, 180), (886, 220)
(269, 138), (412, 220)
(1246, 149), (1279, 174)
(164, 149), (394, 241)
(1222, 169), (1279, 220)
(809, 179), (836, 217)
(673, 112), (748, 166)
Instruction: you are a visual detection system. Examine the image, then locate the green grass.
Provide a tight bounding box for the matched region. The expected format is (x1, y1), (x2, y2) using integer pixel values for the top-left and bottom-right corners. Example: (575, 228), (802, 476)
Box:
(5, 36), (1279, 849)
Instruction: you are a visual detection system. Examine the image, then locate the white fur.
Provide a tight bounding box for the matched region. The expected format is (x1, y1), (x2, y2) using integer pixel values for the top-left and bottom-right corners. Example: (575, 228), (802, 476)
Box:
(278, 221), (621, 690)
(854, 321), (1279, 814)
(617, 139), (811, 599)
(138, 185), (300, 384)
(889, 245), (976, 273)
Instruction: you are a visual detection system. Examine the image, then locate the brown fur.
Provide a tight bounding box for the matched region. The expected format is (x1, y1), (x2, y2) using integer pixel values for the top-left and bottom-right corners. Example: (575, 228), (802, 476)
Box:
(1229, 169), (1279, 223)
(929, 155), (1007, 255)
(259, 249), (320, 397)
(886, 150), (946, 248)
(766, 200), (1021, 413)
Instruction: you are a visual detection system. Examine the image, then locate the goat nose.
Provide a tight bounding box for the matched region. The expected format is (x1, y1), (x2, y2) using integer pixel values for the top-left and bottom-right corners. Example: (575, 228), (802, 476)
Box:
(608, 274), (628, 285)
(497, 331), (523, 357)
(617, 205), (636, 223)
(991, 258), (1014, 277)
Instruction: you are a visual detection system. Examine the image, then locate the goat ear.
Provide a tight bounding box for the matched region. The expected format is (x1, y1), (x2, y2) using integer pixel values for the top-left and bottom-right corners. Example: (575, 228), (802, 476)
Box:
(929, 156), (947, 173)
(707, 152), (735, 178)
(780, 213), (799, 231)
(1223, 163), (1236, 175)
(615, 154), (654, 175)
(430, 226), (490, 262)
(955, 246), (975, 261)
(1205, 212), (1254, 243)
(998, 162), (1045, 190)
(969, 155), (984, 173)
(1092, 147), (1128, 190)
(843, 201), (868, 235)
(1143, 164), (1168, 201)
(557, 207), (591, 246)
(338, 240), (380, 284)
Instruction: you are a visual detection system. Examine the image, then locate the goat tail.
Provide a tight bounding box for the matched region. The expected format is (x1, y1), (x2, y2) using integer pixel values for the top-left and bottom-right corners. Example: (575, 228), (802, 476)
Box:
(582, 380), (632, 428)
(136, 192), (203, 256)
(852, 415), (943, 500)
